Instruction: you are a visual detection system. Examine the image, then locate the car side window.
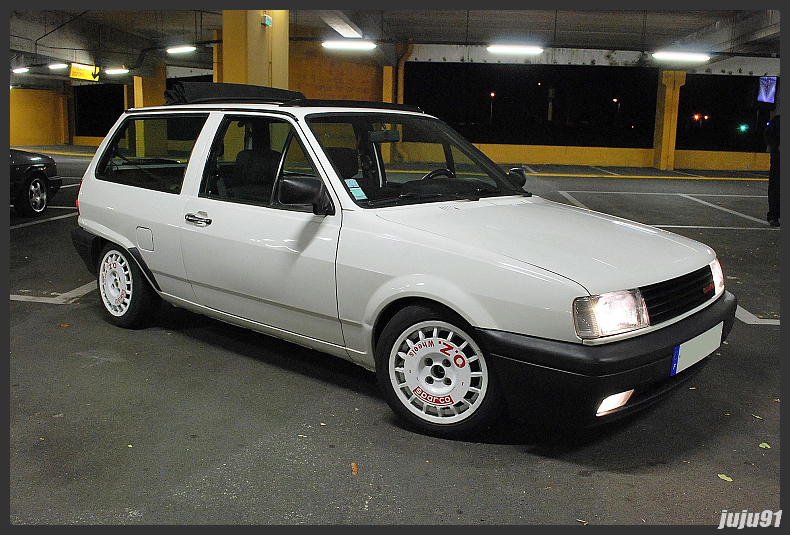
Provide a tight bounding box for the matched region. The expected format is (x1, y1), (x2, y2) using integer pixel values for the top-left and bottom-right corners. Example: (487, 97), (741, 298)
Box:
(95, 114), (208, 194)
(202, 116), (293, 206)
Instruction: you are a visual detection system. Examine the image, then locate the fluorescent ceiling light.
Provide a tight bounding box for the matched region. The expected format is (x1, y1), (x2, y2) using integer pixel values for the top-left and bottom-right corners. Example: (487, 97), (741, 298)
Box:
(322, 40), (376, 50)
(12, 67), (29, 74)
(652, 51), (710, 62)
(48, 63), (69, 70)
(487, 45), (544, 55)
(105, 68), (130, 75)
(167, 45), (197, 54)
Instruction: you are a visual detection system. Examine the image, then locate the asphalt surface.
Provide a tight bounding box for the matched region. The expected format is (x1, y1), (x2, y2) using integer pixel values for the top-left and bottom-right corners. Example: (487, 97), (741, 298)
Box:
(8, 147), (781, 525)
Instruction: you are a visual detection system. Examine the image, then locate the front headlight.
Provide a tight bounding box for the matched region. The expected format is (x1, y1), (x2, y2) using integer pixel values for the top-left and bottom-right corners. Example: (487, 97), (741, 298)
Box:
(710, 258), (725, 297)
(573, 288), (649, 340)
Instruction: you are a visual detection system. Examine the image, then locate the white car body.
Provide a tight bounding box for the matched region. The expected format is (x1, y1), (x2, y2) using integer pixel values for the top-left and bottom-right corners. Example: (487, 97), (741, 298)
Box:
(73, 83), (737, 436)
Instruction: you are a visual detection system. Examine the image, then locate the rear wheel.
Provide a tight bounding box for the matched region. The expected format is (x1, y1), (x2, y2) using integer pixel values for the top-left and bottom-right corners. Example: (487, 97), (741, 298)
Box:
(375, 304), (501, 437)
(97, 244), (159, 328)
(17, 174), (48, 216)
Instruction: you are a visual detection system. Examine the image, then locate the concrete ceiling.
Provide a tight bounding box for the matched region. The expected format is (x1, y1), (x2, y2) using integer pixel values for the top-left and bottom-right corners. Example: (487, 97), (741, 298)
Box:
(10, 9), (780, 89)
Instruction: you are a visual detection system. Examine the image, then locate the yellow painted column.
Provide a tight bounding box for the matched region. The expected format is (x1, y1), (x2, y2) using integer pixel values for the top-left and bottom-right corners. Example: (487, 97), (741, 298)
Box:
(133, 63), (166, 108)
(382, 66), (394, 104)
(213, 29), (223, 83)
(133, 63), (167, 158)
(222, 10), (289, 89)
(653, 70), (686, 170)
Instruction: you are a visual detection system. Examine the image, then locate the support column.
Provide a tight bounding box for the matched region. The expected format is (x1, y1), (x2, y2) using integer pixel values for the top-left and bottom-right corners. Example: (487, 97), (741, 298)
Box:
(221, 10), (289, 89)
(653, 70), (686, 170)
(133, 62), (166, 108)
(133, 63), (167, 158)
(213, 29), (223, 83)
(382, 65), (394, 104)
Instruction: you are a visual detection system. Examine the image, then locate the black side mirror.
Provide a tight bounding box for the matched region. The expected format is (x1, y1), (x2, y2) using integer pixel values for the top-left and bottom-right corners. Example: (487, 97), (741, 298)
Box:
(508, 167), (528, 188)
(278, 176), (335, 216)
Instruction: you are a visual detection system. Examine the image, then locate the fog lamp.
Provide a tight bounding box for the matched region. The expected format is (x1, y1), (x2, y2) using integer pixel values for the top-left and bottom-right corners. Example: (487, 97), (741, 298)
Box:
(596, 389), (634, 416)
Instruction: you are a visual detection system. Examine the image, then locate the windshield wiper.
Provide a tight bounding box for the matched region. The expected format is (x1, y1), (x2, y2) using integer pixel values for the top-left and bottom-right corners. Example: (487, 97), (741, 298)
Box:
(363, 191), (479, 207)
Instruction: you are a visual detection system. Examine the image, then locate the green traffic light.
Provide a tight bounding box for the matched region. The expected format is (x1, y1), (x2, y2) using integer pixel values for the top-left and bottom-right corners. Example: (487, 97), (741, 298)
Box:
(738, 124), (749, 132)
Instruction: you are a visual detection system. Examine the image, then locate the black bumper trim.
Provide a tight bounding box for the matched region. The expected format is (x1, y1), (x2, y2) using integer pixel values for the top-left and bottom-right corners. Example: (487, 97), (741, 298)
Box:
(474, 291), (737, 426)
(71, 227), (99, 274)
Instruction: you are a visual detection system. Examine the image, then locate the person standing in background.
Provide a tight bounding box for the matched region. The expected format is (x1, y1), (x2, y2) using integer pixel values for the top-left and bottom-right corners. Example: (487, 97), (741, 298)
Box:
(765, 114), (780, 227)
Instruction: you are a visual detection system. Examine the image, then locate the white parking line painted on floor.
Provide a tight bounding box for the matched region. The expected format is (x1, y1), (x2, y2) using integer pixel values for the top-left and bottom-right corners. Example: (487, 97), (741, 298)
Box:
(59, 183), (82, 188)
(523, 165), (538, 174)
(563, 191), (766, 198)
(590, 166), (620, 175)
(656, 225), (778, 230)
(557, 191), (589, 208)
(678, 194), (769, 225)
(736, 305), (780, 325)
(11, 281), (96, 305)
(671, 170), (704, 178)
(10, 212), (78, 230)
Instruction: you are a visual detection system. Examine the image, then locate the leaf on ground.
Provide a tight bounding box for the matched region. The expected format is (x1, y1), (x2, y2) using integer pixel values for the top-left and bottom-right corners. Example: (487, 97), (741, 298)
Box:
(752, 414), (763, 419)
(60, 324), (69, 328)
(718, 474), (733, 482)
(350, 462), (359, 476)
(759, 442), (771, 449)
(576, 519), (588, 525)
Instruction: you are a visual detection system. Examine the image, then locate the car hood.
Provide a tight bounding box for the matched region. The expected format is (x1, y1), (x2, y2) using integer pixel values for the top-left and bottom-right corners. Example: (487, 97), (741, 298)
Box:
(374, 195), (716, 294)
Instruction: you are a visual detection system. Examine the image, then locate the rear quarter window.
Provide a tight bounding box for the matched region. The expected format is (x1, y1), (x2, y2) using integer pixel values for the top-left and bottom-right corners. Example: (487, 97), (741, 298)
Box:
(95, 114), (209, 194)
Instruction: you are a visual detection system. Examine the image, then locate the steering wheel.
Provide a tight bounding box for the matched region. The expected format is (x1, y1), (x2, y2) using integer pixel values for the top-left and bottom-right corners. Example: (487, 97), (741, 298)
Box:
(420, 168), (455, 180)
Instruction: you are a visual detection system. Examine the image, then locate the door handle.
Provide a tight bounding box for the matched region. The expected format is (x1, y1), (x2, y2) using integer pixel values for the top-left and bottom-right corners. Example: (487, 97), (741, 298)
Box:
(184, 212), (212, 226)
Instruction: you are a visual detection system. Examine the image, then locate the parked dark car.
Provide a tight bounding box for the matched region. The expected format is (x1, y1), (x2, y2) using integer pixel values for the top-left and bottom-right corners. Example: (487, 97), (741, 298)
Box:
(11, 149), (62, 216)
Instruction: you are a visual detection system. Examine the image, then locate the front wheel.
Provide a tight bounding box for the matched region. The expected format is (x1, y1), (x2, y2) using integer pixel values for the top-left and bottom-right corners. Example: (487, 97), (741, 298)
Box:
(375, 305), (501, 437)
(97, 244), (159, 328)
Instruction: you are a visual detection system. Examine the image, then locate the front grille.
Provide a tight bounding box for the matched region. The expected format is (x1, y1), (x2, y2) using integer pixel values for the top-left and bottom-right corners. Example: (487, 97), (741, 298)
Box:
(640, 265), (714, 326)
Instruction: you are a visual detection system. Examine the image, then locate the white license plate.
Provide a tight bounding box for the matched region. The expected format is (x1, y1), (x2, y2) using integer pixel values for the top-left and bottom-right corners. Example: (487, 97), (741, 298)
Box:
(670, 322), (724, 376)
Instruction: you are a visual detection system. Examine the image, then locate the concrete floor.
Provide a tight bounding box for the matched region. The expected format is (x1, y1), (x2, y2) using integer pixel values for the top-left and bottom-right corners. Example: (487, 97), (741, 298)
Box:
(9, 148), (780, 525)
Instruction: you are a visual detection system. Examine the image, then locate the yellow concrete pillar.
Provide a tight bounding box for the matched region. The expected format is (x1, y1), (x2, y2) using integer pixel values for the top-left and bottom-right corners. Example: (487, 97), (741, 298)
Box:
(213, 29), (223, 83)
(382, 66), (394, 104)
(221, 10), (289, 89)
(653, 70), (686, 170)
(133, 63), (166, 108)
(133, 63), (167, 158)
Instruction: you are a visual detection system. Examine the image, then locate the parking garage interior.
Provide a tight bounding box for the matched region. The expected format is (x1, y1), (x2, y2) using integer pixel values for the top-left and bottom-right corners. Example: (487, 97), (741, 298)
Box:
(9, 10), (781, 525)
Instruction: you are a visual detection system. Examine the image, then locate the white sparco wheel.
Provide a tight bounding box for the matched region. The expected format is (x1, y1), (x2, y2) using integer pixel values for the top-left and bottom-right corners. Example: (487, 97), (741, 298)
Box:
(100, 249), (134, 317)
(97, 244), (159, 328)
(376, 305), (500, 437)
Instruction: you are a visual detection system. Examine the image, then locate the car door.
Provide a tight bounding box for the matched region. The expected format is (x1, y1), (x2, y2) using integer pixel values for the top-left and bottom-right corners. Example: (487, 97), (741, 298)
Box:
(179, 113), (345, 346)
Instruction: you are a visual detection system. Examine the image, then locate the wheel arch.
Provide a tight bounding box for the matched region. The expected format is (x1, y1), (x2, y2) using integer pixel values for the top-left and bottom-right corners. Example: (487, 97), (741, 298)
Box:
(371, 295), (482, 357)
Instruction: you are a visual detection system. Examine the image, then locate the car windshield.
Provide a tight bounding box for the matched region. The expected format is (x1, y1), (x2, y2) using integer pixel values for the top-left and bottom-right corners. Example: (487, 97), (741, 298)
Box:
(306, 112), (527, 207)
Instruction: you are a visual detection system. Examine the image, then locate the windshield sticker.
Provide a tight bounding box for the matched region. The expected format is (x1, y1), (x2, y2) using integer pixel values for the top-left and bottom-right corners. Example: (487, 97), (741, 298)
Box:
(349, 186), (367, 200)
(345, 179), (360, 188)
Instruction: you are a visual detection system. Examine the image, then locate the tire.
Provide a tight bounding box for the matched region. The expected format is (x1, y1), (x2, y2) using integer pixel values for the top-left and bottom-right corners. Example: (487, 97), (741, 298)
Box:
(375, 304), (501, 438)
(97, 244), (160, 329)
(16, 174), (48, 216)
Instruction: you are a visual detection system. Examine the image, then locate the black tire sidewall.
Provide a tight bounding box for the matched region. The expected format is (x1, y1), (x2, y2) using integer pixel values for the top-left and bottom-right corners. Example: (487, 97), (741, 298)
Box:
(97, 244), (158, 329)
(374, 304), (501, 438)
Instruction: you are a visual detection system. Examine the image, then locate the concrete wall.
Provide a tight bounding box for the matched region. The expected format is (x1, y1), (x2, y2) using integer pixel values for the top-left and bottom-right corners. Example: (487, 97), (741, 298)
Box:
(10, 89), (68, 146)
(9, 45), (770, 172)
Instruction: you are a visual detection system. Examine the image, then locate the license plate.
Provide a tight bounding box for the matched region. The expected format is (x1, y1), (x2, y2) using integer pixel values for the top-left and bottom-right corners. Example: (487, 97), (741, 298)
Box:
(670, 322), (724, 376)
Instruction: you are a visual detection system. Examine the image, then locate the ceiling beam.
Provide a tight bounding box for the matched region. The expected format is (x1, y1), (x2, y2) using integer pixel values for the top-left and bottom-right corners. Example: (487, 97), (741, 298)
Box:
(316, 10), (364, 39)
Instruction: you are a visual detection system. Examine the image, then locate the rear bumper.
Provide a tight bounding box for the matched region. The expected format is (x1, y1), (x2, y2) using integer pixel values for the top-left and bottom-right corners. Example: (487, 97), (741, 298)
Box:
(71, 226), (99, 274)
(475, 291), (737, 427)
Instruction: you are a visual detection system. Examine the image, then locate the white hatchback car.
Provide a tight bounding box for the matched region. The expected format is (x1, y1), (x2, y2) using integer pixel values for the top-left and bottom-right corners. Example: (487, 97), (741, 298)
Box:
(73, 82), (737, 437)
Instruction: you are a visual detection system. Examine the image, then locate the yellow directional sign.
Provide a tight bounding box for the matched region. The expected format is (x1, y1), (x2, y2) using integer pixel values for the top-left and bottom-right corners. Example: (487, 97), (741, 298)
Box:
(69, 63), (100, 81)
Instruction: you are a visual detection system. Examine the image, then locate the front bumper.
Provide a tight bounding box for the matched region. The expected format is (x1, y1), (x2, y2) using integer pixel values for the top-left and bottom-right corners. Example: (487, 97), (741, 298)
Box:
(475, 290), (737, 427)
